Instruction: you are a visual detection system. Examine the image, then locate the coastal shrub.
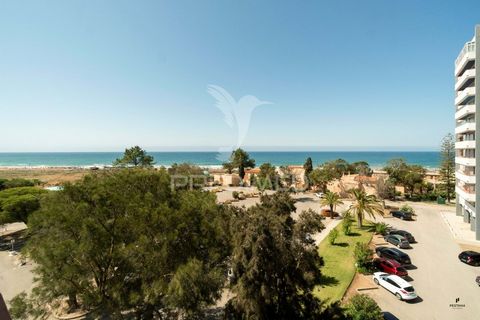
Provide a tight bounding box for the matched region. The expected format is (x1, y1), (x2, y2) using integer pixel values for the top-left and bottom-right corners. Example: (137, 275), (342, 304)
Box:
(0, 178), (41, 190)
(342, 217), (353, 236)
(328, 229), (338, 245)
(232, 191), (240, 199)
(353, 242), (373, 272)
(344, 294), (383, 320)
(400, 204), (415, 215)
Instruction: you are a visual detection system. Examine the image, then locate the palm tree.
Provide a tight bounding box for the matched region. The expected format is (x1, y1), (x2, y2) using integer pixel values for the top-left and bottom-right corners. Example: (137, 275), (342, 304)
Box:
(321, 191), (344, 219)
(348, 189), (384, 227)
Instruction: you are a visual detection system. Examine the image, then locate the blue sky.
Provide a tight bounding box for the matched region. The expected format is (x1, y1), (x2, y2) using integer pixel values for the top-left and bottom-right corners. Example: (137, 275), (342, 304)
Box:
(0, 0), (479, 152)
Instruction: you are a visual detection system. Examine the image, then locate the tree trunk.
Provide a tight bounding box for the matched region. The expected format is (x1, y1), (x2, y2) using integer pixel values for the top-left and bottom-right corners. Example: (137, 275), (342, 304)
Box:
(330, 204), (334, 219)
(357, 213), (363, 228)
(67, 292), (79, 312)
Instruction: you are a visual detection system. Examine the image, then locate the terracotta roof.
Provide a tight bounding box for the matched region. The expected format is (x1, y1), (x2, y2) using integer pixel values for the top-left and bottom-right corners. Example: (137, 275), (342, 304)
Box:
(245, 168), (261, 174)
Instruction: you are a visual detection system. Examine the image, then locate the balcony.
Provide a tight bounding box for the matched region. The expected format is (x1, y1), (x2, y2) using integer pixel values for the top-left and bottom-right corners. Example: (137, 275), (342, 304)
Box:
(455, 87), (476, 106)
(455, 121), (476, 134)
(455, 41), (476, 77)
(456, 185), (476, 203)
(455, 69), (476, 91)
(455, 105), (475, 120)
(456, 156), (476, 167)
(465, 201), (476, 217)
(456, 170), (476, 184)
(456, 140), (476, 149)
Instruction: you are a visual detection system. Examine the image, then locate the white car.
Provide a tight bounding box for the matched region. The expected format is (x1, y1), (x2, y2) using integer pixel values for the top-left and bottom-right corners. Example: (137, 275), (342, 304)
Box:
(314, 192), (325, 198)
(373, 272), (417, 301)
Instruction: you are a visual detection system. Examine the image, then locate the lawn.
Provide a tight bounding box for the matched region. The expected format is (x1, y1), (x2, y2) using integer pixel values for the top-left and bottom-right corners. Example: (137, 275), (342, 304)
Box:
(313, 221), (374, 303)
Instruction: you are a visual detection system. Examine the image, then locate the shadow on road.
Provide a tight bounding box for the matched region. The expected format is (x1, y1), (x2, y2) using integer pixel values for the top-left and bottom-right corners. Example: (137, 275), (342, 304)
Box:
(406, 296), (423, 304)
(0, 229), (28, 252)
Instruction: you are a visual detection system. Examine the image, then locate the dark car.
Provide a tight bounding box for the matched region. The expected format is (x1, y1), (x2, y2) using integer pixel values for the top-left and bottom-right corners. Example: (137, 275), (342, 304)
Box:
(384, 235), (410, 249)
(458, 251), (480, 266)
(375, 246), (411, 266)
(374, 258), (408, 277)
(476, 276), (480, 287)
(389, 230), (416, 243)
(391, 210), (412, 220)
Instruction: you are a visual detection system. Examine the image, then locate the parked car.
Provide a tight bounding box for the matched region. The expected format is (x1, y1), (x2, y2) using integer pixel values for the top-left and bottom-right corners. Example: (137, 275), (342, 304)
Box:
(314, 192), (325, 198)
(375, 247), (412, 266)
(476, 276), (480, 287)
(389, 230), (416, 243)
(374, 258), (408, 277)
(320, 209), (338, 218)
(384, 234), (410, 249)
(458, 251), (480, 266)
(373, 272), (417, 301)
(391, 210), (413, 220)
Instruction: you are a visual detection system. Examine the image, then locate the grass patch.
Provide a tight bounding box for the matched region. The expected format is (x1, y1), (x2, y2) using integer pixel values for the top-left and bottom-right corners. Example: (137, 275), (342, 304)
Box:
(314, 221), (374, 303)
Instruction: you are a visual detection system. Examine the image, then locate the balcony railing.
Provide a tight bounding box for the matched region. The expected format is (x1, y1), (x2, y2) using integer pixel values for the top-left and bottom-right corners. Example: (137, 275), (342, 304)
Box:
(456, 41), (476, 67)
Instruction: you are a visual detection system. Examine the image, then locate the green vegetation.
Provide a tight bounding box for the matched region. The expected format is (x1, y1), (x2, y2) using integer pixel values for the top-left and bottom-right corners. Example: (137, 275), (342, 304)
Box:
(328, 229), (338, 245)
(341, 216), (353, 236)
(255, 162), (280, 191)
(439, 133), (455, 202)
(309, 159), (373, 192)
(353, 242), (374, 274)
(12, 170), (337, 319)
(314, 222), (374, 303)
(0, 186), (47, 224)
(223, 148), (255, 180)
(383, 158), (434, 200)
(400, 204), (415, 215)
(347, 189), (384, 227)
(168, 162), (206, 189)
(371, 222), (389, 235)
(303, 157), (313, 189)
(0, 178), (41, 190)
(113, 145), (155, 167)
(321, 191), (343, 219)
(19, 169), (229, 318)
(226, 192), (327, 318)
(344, 294), (383, 320)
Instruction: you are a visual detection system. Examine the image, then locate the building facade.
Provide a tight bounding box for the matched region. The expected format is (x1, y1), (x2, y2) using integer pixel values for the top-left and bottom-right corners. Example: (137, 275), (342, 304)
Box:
(455, 26), (480, 240)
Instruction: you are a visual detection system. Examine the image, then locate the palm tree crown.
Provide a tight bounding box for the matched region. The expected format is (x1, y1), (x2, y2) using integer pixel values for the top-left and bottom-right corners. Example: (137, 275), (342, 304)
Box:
(347, 189), (384, 227)
(320, 191), (344, 219)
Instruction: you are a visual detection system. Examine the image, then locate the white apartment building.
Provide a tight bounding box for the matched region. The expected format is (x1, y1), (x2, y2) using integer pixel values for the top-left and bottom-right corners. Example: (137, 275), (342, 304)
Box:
(455, 26), (480, 240)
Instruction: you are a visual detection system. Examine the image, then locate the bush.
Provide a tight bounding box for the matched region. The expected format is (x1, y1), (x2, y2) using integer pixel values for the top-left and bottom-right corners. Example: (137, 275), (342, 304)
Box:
(342, 218), (353, 236)
(328, 229), (338, 245)
(232, 191), (239, 199)
(353, 242), (373, 271)
(344, 294), (383, 320)
(373, 222), (389, 235)
(400, 204), (415, 215)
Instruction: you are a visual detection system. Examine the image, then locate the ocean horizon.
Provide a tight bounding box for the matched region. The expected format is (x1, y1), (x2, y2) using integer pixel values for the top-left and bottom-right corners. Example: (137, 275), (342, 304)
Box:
(0, 151), (441, 169)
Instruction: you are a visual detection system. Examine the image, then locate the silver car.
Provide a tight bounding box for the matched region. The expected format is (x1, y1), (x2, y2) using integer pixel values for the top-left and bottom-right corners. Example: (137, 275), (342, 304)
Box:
(384, 234), (410, 249)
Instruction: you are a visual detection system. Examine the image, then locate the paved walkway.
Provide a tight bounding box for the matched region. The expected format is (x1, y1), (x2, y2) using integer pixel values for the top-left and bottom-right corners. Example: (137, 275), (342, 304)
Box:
(440, 210), (480, 246)
(0, 223), (35, 304)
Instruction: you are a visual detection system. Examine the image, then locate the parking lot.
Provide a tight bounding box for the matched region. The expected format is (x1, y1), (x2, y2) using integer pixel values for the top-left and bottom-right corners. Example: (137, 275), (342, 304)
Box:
(358, 202), (480, 320)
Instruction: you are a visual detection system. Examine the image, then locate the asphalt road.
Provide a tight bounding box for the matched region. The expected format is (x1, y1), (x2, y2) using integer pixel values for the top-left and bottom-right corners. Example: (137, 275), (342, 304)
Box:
(366, 203), (480, 320)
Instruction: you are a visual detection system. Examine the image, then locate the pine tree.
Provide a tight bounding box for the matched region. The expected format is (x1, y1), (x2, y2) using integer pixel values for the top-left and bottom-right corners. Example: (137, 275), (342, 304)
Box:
(439, 133), (455, 202)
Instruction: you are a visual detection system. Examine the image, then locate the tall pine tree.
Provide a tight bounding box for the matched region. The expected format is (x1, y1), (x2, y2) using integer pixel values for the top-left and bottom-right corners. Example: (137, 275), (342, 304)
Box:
(439, 133), (455, 202)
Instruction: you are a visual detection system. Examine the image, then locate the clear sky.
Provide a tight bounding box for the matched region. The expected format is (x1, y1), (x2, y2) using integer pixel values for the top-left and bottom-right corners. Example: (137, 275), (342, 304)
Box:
(1, 0), (479, 152)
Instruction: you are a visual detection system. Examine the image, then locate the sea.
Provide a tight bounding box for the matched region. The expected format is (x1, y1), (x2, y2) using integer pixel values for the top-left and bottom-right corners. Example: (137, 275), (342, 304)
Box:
(0, 152), (441, 169)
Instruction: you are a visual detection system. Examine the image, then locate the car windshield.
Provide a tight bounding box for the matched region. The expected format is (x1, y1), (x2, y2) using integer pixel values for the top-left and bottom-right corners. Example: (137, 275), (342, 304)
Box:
(397, 267), (407, 273)
(404, 286), (415, 292)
